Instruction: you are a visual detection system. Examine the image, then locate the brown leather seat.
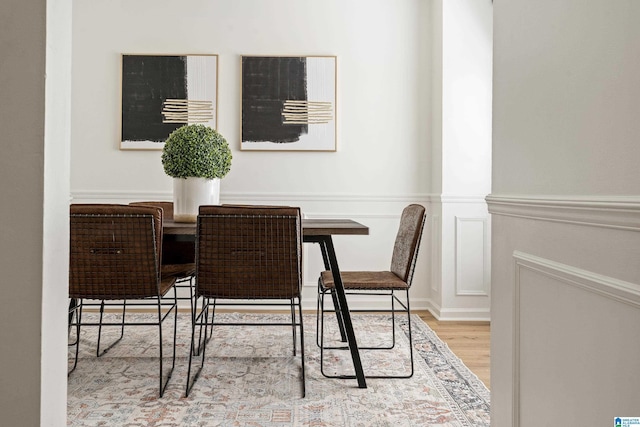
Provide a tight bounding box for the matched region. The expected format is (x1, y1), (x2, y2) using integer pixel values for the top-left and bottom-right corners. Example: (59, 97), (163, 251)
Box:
(320, 271), (410, 290)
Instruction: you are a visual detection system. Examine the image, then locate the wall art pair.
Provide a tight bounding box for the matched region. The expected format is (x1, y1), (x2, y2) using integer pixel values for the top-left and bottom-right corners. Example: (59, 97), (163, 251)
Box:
(120, 54), (337, 152)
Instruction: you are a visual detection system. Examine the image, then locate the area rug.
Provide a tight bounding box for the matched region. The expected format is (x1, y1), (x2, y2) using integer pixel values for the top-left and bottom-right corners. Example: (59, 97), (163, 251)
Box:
(67, 312), (490, 426)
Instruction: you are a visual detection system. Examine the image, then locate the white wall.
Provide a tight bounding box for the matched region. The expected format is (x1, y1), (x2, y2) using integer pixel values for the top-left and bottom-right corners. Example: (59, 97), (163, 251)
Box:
(71, 0), (430, 197)
(71, 0), (433, 309)
(0, 0), (71, 425)
(441, 0), (492, 196)
(43, 0), (73, 423)
(430, 0), (493, 320)
(490, 0), (640, 425)
(493, 1), (640, 197)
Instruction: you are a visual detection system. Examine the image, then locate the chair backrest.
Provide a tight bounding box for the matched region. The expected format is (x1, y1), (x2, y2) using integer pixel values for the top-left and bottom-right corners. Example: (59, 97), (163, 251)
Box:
(69, 204), (163, 299)
(196, 205), (302, 299)
(130, 201), (174, 220)
(390, 204), (426, 285)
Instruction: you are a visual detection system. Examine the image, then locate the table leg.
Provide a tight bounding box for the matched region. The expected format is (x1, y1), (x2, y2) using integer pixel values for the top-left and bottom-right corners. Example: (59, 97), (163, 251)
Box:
(317, 240), (348, 342)
(321, 236), (367, 388)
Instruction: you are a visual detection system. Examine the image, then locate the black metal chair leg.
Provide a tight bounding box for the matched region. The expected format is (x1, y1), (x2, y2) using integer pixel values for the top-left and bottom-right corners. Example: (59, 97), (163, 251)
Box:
(186, 297), (210, 397)
(319, 289), (415, 379)
(158, 289), (178, 397)
(194, 296), (207, 356)
(195, 297), (215, 356)
(405, 290), (415, 378)
(391, 290), (397, 349)
(315, 282), (322, 347)
(96, 300), (126, 357)
(185, 298), (200, 397)
(68, 298), (77, 333)
(298, 298), (306, 398)
(157, 295), (165, 397)
(290, 300), (297, 356)
(68, 300), (83, 375)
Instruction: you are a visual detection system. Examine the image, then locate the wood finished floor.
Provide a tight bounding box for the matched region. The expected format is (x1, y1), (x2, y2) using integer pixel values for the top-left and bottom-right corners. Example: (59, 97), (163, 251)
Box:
(415, 310), (490, 389)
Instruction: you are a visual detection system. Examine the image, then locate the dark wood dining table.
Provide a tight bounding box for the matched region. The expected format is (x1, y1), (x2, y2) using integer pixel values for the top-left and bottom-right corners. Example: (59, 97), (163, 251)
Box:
(163, 218), (369, 389)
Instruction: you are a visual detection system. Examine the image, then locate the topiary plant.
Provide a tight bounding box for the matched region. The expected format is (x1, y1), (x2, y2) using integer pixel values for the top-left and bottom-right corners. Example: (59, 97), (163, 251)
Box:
(161, 124), (232, 179)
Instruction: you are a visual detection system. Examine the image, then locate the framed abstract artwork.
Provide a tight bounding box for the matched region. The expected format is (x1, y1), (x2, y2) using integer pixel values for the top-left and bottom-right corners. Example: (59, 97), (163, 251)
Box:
(120, 54), (218, 150)
(241, 55), (337, 151)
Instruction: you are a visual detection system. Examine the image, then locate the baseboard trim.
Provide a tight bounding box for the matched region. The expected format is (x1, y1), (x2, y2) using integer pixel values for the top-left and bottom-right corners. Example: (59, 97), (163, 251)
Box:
(424, 301), (491, 321)
(71, 190), (495, 206)
(85, 297), (489, 322)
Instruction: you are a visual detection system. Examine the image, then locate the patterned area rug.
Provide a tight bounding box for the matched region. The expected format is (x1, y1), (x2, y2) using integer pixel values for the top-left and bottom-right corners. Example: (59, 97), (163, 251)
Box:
(67, 312), (490, 426)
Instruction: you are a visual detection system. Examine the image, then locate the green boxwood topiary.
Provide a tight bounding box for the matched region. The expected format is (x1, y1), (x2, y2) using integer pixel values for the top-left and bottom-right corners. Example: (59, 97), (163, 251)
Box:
(161, 124), (232, 179)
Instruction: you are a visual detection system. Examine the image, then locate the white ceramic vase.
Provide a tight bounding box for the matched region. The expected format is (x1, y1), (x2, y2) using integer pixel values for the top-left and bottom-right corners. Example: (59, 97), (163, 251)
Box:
(173, 177), (220, 223)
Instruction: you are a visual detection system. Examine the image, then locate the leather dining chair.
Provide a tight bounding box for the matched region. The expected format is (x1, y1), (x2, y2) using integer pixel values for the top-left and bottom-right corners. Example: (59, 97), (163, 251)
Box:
(316, 204), (426, 379)
(185, 205), (306, 397)
(68, 204), (178, 397)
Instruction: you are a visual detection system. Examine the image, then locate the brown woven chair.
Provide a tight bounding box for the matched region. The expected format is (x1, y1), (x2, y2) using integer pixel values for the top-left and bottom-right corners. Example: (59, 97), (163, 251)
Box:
(129, 202), (196, 310)
(316, 204), (426, 379)
(185, 205), (306, 397)
(68, 204), (178, 397)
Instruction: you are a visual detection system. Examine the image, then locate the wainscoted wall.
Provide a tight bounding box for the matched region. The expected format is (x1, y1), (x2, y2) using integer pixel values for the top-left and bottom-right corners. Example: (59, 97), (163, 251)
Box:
(512, 251), (640, 426)
(429, 196), (491, 320)
(491, 0), (640, 423)
(488, 196), (640, 426)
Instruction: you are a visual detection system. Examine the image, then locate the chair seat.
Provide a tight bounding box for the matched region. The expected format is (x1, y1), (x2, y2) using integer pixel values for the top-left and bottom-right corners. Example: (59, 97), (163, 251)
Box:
(320, 270), (409, 291)
(162, 263), (196, 279)
(159, 276), (178, 296)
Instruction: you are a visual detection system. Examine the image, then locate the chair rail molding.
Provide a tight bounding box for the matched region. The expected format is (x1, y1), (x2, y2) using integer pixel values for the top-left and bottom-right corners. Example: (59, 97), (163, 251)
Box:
(71, 190), (433, 205)
(487, 194), (640, 231)
(514, 251), (640, 309)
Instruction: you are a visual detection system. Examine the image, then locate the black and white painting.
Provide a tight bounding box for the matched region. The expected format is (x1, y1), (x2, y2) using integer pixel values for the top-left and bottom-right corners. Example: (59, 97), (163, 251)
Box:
(241, 56), (336, 151)
(120, 54), (218, 150)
